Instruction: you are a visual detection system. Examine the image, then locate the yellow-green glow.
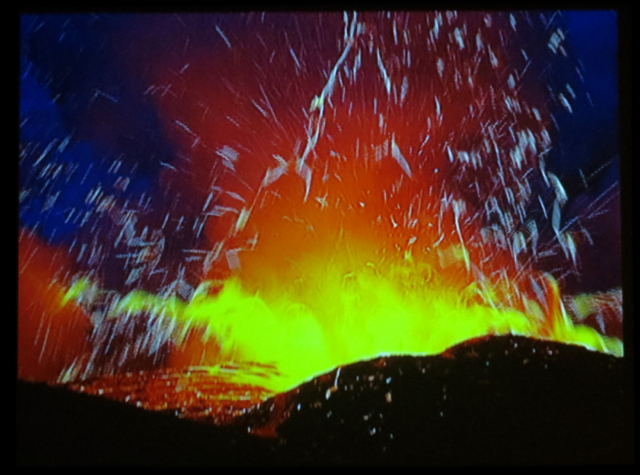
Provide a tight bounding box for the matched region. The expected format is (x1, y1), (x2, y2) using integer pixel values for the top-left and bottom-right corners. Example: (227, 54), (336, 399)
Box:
(64, 257), (623, 394)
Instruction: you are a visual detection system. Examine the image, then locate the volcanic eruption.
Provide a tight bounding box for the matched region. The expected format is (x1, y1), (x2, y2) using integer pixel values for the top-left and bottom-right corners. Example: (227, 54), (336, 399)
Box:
(19, 11), (623, 445)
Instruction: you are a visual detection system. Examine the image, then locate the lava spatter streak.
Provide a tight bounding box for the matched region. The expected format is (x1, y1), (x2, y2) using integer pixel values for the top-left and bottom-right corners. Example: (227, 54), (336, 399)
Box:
(19, 11), (622, 427)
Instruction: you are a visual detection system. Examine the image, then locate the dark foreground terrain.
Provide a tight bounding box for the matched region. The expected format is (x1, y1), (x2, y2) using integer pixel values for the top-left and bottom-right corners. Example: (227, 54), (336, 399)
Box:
(17, 335), (634, 465)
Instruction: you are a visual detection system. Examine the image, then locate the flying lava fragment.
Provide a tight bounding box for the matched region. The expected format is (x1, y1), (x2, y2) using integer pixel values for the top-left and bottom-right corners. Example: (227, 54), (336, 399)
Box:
(19, 11), (622, 412)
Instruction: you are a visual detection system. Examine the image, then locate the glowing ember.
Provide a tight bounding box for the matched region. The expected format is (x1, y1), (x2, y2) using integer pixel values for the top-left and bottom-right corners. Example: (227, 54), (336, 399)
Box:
(64, 365), (275, 425)
(19, 12), (622, 412)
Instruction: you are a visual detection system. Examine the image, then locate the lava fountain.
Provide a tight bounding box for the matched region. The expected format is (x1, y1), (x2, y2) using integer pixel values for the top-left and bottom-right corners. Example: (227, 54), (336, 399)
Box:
(19, 12), (622, 417)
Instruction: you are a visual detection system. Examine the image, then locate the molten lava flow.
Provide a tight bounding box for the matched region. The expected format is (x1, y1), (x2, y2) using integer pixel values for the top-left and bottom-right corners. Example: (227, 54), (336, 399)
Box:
(19, 12), (622, 409)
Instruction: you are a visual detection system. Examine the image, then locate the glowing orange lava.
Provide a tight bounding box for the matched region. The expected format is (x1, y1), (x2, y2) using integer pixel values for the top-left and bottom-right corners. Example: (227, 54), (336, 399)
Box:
(18, 230), (91, 381)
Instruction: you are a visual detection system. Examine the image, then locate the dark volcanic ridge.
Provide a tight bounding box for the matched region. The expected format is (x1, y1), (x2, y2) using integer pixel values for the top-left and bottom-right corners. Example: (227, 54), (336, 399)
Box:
(239, 335), (632, 464)
(17, 335), (633, 465)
